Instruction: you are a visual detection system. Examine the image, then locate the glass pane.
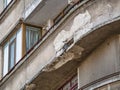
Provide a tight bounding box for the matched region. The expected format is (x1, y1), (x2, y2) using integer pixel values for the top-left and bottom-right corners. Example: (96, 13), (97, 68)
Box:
(16, 28), (22, 63)
(4, 0), (7, 8)
(9, 40), (16, 69)
(3, 43), (9, 76)
(26, 26), (41, 51)
(110, 81), (120, 90)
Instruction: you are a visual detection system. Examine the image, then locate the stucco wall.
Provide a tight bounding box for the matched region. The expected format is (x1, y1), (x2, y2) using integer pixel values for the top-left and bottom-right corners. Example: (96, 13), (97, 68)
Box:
(0, 1), (24, 41)
(0, 0), (41, 42)
(0, 0), (4, 13)
(78, 35), (120, 89)
(0, 34), (56, 89)
(0, 0), (120, 89)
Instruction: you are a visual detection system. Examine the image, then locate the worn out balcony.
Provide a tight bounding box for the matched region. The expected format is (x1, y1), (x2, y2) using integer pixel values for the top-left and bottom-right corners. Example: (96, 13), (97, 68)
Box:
(0, 0), (120, 90)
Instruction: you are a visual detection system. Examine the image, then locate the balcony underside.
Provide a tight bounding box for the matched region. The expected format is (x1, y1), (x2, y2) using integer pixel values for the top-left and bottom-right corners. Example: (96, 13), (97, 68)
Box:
(30, 17), (120, 90)
(25, 0), (68, 26)
(1, 0), (120, 90)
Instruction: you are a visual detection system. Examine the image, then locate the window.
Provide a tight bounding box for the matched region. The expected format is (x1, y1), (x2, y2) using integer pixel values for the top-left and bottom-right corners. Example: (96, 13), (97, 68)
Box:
(9, 36), (16, 70)
(3, 35), (16, 76)
(3, 28), (22, 76)
(26, 26), (41, 51)
(3, 0), (11, 8)
(3, 35), (17, 76)
(2, 24), (41, 77)
(3, 43), (9, 76)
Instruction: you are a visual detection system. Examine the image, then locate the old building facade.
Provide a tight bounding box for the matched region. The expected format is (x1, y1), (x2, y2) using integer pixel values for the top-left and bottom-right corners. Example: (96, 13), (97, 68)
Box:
(0, 0), (120, 90)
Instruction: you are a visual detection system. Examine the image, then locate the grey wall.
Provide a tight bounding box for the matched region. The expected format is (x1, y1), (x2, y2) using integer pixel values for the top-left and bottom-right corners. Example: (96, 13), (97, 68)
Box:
(78, 35), (120, 88)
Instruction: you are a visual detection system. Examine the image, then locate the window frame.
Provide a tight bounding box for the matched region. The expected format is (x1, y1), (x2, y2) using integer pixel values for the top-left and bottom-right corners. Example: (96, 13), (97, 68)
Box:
(2, 23), (42, 77)
(2, 25), (21, 77)
(8, 37), (16, 70)
(3, 0), (12, 8)
(26, 26), (41, 51)
(24, 23), (42, 52)
(2, 42), (9, 76)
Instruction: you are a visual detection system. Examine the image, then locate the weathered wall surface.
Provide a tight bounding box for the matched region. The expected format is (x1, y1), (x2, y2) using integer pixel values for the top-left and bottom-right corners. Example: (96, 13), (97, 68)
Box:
(53, 0), (120, 58)
(0, 0), (4, 14)
(0, 0), (24, 41)
(0, 0), (120, 90)
(78, 35), (120, 88)
(0, 36), (56, 90)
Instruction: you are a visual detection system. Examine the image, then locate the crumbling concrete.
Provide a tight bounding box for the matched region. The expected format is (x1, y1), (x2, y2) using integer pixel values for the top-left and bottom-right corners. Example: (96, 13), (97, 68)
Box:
(43, 45), (84, 72)
(54, 10), (92, 57)
(1, 0), (120, 90)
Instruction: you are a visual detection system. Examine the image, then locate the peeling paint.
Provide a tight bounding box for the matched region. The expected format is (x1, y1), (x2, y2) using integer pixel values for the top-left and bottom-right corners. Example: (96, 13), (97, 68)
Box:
(43, 45), (84, 72)
(54, 10), (93, 57)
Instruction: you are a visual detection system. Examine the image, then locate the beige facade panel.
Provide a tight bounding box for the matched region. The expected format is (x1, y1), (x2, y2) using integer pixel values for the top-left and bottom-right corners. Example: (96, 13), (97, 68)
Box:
(78, 35), (120, 89)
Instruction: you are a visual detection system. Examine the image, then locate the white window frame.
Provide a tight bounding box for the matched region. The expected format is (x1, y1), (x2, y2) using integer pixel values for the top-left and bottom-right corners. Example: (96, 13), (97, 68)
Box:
(2, 28), (22, 76)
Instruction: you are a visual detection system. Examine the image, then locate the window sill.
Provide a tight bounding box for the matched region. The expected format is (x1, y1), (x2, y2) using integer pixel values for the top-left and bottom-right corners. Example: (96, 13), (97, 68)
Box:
(0, 0), (17, 21)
